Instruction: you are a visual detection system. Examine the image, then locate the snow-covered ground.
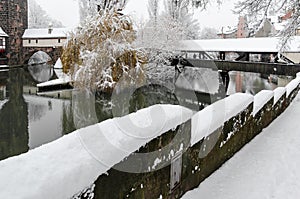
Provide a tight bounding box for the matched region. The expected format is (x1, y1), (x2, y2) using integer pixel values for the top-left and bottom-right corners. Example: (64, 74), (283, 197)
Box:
(182, 91), (300, 199)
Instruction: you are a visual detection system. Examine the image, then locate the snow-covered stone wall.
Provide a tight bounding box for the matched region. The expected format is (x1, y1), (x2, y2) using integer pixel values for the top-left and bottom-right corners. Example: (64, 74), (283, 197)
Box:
(0, 75), (299, 199)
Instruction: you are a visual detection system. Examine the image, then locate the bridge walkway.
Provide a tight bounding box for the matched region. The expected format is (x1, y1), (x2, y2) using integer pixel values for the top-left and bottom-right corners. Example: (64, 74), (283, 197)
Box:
(182, 91), (300, 199)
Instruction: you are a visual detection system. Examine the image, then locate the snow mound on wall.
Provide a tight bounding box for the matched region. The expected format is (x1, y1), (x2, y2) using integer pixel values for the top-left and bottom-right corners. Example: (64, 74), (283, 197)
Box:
(0, 104), (193, 199)
(286, 78), (300, 97)
(253, 90), (274, 116)
(273, 87), (286, 105)
(191, 93), (253, 146)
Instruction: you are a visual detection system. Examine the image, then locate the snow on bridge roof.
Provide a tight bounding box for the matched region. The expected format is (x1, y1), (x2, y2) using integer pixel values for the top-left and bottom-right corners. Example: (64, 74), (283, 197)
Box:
(0, 27), (8, 37)
(22, 28), (69, 39)
(179, 36), (300, 53)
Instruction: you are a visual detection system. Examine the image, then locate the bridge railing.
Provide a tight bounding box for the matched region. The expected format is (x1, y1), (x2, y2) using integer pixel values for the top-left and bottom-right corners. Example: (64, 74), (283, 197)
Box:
(0, 74), (300, 199)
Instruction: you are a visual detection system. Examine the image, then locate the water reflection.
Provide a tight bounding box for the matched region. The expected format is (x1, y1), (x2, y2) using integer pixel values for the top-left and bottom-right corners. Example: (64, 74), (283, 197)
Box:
(0, 70), (28, 161)
(227, 71), (278, 95)
(0, 67), (290, 162)
(27, 63), (54, 83)
(25, 95), (73, 149)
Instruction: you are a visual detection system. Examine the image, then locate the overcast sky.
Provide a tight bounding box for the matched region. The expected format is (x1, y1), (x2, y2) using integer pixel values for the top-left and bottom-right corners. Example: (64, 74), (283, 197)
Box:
(36, 0), (238, 30)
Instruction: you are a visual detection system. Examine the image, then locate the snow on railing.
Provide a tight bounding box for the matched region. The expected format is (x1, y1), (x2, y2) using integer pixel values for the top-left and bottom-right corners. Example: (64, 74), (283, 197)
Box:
(0, 104), (193, 199)
(253, 90), (274, 116)
(286, 77), (300, 97)
(273, 87), (287, 105)
(191, 75), (300, 147)
(191, 93), (253, 146)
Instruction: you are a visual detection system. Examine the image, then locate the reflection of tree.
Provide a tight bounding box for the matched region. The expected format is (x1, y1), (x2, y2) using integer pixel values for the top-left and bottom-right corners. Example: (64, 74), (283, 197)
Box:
(0, 69), (29, 161)
(28, 103), (47, 122)
(243, 73), (273, 95)
(62, 102), (76, 135)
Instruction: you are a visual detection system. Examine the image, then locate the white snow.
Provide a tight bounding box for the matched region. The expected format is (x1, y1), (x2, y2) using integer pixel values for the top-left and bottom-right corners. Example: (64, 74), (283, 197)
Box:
(191, 93), (253, 146)
(286, 78), (300, 97)
(0, 27), (8, 37)
(273, 87), (286, 105)
(179, 36), (300, 53)
(0, 99), (8, 110)
(22, 28), (69, 39)
(297, 72), (300, 78)
(253, 90), (274, 116)
(37, 76), (71, 88)
(0, 104), (193, 199)
(54, 58), (63, 69)
(181, 91), (300, 199)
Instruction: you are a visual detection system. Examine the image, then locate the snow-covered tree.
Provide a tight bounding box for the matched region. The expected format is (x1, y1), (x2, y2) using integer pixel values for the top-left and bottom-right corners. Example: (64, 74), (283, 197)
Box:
(135, 13), (184, 65)
(78, 0), (98, 23)
(78, 0), (128, 23)
(148, 0), (160, 26)
(28, 0), (64, 28)
(61, 11), (146, 92)
(164, 0), (211, 39)
(234, 0), (300, 50)
(199, 27), (219, 39)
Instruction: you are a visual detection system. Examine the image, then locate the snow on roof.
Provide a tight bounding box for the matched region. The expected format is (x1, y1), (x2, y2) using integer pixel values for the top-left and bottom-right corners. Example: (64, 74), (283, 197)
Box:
(0, 27), (8, 37)
(0, 104), (193, 199)
(22, 28), (69, 39)
(191, 93), (253, 146)
(273, 21), (287, 32)
(217, 26), (237, 35)
(179, 36), (300, 53)
(253, 90), (274, 116)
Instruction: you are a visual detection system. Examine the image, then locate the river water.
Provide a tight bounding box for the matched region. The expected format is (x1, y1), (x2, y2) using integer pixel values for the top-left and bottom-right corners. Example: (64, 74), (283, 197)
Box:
(0, 65), (286, 161)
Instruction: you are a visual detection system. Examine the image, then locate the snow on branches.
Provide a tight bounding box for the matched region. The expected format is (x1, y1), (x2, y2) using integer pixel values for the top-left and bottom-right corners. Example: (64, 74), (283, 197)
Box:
(78, 0), (129, 23)
(61, 11), (146, 92)
(134, 14), (184, 66)
(234, 0), (300, 50)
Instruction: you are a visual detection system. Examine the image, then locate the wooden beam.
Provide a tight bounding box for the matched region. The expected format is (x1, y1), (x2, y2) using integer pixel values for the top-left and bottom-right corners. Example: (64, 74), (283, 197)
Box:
(181, 59), (300, 76)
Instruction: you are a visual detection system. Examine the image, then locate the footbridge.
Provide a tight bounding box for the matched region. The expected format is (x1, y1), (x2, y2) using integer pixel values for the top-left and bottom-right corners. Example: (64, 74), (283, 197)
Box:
(177, 36), (300, 76)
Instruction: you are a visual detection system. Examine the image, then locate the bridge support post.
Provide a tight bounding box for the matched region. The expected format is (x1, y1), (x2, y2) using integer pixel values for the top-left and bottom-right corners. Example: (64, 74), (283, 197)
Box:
(219, 70), (230, 93)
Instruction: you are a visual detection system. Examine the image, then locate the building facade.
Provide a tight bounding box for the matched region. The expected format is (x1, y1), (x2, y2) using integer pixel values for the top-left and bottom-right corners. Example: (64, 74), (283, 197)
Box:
(0, 0), (28, 65)
(22, 27), (68, 48)
(237, 16), (249, 38)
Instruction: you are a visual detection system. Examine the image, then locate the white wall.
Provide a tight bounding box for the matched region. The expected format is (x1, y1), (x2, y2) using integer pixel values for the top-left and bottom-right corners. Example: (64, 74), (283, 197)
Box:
(23, 38), (67, 47)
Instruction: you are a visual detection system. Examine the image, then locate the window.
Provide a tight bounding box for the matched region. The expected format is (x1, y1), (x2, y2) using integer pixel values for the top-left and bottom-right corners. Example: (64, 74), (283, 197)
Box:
(58, 39), (61, 43)
(28, 39), (31, 44)
(0, 39), (3, 46)
(36, 39), (38, 43)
